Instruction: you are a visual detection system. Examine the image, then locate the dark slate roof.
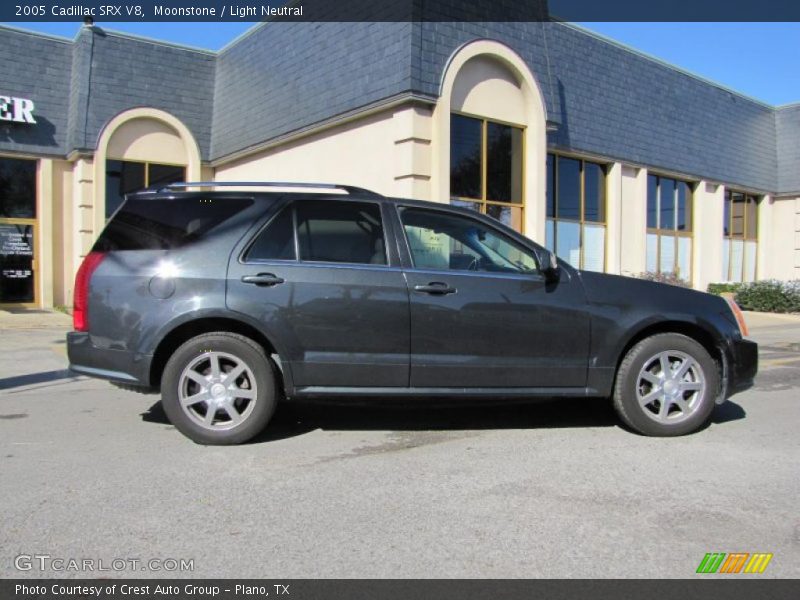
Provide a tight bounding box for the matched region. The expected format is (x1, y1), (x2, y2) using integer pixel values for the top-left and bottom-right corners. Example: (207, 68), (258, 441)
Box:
(75, 28), (216, 157)
(776, 104), (800, 195)
(0, 25), (215, 159)
(0, 27), (72, 155)
(0, 20), (796, 195)
(211, 21), (415, 160)
(410, 20), (778, 193)
(545, 23), (778, 193)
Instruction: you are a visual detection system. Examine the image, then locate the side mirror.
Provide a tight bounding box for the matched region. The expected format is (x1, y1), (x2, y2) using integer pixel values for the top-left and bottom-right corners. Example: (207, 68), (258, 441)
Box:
(539, 248), (560, 283)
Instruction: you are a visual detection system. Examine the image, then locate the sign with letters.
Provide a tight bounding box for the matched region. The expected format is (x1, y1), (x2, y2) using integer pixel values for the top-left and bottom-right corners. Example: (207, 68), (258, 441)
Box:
(0, 225), (34, 257)
(0, 223), (35, 303)
(0, 95), (36, 124)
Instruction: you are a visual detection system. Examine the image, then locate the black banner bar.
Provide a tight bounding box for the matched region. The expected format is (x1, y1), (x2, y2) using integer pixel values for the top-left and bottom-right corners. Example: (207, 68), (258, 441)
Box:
(2, 580), (799, 600)
(2, 0), (800, 22)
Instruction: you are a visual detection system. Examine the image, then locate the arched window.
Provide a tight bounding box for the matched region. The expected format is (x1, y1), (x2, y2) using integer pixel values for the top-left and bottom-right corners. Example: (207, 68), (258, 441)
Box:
(439, 43), (547, 240)
(94, 108), (201, 234)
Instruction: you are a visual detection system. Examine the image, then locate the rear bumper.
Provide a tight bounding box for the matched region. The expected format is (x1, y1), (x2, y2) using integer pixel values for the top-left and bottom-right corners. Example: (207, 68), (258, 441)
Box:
(67, 332), (152, 387)
(727, 337), (758, 396)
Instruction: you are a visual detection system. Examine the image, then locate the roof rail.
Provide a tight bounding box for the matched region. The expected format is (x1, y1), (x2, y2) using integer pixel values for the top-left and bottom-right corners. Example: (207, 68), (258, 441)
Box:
(156, 181), (383, 198)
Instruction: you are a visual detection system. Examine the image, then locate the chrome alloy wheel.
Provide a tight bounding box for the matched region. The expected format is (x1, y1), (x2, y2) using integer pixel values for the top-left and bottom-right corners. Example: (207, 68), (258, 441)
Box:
(178, 351), (258, 431)
(636, 350), (706, 424)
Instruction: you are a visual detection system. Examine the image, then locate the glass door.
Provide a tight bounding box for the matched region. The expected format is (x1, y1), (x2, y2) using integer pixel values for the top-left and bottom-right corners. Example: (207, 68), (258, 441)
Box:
(0, 219), (37, 306)
(0, 157), (38, 307)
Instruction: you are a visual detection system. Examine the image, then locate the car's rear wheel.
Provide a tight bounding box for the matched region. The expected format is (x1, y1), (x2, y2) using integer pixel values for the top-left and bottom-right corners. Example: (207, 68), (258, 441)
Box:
(160, 332), (278, 445)
(613, 333), (719, 436)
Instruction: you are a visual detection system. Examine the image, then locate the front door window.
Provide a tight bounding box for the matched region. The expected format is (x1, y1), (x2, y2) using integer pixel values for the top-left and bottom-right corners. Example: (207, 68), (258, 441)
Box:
(401, 208), (538, 274)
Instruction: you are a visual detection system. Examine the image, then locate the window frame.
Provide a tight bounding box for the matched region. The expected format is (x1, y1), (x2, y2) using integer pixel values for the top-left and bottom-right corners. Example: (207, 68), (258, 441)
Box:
(105, 158), (186, 188)
(646, 174), (695, 281)
(546, 152), (608, 271)
(723, 189), (759, 282)
(449, 111), (526, 233)
(105, 158), (186, 219)
(241, 198), (392, 268)
(396, 204), (542, 278)
(0, 155), (39, 307)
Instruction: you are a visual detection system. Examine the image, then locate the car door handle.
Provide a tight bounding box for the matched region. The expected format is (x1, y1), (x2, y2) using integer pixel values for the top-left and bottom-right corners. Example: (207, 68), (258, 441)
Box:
(414, 282), (457, 295)
(241, 273), (285, 286)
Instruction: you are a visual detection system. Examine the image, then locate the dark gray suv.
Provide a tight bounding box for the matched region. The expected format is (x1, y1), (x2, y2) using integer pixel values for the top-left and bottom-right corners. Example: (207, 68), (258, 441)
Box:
(67, 182), (757, 444)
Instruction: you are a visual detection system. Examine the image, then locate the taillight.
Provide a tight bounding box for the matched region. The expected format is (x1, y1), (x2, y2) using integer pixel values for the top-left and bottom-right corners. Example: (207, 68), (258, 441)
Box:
(73, 251), (106, 332)
(723, 296), (749, 337)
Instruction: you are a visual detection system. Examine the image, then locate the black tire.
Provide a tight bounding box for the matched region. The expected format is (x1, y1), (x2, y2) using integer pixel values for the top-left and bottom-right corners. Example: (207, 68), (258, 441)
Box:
(160, 332), (278, 445)
(612, 333), (720, 437)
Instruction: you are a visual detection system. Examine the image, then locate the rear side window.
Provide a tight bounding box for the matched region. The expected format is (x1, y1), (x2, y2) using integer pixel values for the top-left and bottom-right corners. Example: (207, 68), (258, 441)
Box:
(244, 201), (386, 265)
(94, 197), (253, 251)
(245, 206), (296, 261)
(293, 201), (386, 265)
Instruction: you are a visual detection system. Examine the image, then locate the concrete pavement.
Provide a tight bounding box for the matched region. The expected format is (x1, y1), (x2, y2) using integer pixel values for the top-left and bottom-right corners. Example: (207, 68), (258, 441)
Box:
(0, 308), (71, 330)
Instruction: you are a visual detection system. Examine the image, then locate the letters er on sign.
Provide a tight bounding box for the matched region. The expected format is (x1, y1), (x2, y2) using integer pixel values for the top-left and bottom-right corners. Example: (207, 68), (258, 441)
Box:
(0, 96), (36, 124)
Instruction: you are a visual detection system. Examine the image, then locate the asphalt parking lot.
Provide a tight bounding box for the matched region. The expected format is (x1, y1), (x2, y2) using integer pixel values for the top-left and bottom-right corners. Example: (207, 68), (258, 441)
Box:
(1, 311), (798, 578)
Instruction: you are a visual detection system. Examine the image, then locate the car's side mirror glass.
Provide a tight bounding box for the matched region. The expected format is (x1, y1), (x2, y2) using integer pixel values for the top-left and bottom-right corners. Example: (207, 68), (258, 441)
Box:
(538, 248), (560, 282)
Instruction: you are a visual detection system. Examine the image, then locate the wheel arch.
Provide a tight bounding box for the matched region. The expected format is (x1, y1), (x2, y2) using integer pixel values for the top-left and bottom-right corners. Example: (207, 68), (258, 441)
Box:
(612, 320), (726, 397)
(148, 316), (292, 394)
(617, 320), (722, 368)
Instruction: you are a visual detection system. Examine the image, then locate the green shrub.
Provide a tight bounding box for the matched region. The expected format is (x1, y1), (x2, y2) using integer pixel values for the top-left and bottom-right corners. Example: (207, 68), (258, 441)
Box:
(635, 272), (691, 288)
(707, 282), (744, 296)
(734, 280), (800, 313)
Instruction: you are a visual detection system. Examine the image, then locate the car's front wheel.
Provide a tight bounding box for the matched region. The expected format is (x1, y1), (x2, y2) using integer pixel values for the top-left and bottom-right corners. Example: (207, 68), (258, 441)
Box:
(613, 333), (720, 436)
(160, 332), (278, 445)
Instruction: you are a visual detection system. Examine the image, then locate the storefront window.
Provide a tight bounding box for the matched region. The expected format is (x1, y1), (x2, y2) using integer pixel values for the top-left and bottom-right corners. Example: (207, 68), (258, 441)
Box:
(723, 191), (758, 283)
(106, 160), (185, 219)
(0, 157), (37, 304)
(0, 157), (37, 219)
(545, 154), (607, 272)
(450, 114), (524, 232)
(646, 175), (693, 283)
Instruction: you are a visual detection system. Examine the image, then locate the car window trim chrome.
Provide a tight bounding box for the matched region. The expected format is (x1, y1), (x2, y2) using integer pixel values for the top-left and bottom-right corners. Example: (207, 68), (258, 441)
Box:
(403, 266), (546, 283)
(240, 259), (405, 274)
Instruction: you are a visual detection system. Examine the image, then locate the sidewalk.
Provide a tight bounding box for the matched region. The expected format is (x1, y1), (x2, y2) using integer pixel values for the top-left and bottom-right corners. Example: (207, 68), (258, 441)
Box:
(742, 311), (800, 351)
(742, 310), (800, 329)
(0, 308), (72, 330)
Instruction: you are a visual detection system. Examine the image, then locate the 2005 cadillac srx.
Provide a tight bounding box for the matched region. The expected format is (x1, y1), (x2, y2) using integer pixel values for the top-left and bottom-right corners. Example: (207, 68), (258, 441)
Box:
(67, 182), (757, 444)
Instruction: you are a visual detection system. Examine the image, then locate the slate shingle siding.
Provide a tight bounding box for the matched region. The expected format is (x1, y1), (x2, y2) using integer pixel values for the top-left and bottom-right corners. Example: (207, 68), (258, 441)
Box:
(545, 23), (777, 192)
(0, 20), (795, 195)
(210, 22), (414, 161)
(411, 20), (778, 192)
(776, 104), (800, 194)
(79, 31), (216, 158)
(0, 28), (72, 155)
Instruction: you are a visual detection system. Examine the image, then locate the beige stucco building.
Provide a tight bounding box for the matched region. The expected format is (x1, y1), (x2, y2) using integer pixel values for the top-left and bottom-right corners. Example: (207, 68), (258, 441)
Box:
(1, 21), (798, 308)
